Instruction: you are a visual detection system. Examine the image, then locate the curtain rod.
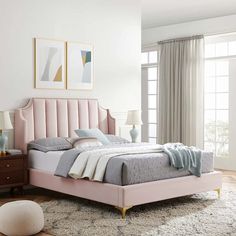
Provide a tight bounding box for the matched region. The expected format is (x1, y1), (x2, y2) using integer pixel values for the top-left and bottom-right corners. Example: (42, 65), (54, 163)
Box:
(142, 31), (236, 49)
(158, 35), (203, 44)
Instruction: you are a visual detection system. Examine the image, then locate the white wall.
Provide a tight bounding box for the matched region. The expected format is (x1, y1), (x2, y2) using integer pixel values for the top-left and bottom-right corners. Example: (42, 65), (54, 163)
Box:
(0, 0), (141, 114)
(142, 14), (236, 45)
(0, 0), (141, 147)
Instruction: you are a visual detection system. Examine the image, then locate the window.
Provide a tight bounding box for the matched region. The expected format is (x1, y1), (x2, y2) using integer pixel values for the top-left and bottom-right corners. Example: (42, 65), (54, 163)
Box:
(204, 34), (236, 161)
(141, 50), (159, 143)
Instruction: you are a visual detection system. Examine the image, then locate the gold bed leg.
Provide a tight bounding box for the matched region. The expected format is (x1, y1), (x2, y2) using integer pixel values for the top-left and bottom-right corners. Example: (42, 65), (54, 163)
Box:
(215, 188), (221, 198)
(115, 206), (132, 219)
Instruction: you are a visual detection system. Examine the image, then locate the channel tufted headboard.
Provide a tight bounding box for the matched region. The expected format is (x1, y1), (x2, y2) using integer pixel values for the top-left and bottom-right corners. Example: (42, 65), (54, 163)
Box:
(15, 98), (116, 153)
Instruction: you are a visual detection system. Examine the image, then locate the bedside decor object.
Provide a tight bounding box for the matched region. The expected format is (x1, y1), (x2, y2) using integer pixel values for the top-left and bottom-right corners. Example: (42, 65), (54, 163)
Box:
(126, 110), (143, 143)
(0, 200), (44, 236)
(34, 38), (66, 89)
(6, 149), (22, 155)
(67, 42), (94, 90)
(0, 111), (13, 154)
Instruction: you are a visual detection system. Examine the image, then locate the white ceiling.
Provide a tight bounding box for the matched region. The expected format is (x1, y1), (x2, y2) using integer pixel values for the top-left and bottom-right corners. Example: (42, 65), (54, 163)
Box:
(142, 0), (236, 29)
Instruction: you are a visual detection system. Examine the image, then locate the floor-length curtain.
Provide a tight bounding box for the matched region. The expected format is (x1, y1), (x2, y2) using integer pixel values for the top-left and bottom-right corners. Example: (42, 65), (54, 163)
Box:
(158, 35), (204, 147)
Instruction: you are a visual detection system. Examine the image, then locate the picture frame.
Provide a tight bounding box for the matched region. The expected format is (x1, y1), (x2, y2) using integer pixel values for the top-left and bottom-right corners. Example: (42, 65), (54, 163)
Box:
(67, 42), (94, 90)
(34, 38), (66, 89)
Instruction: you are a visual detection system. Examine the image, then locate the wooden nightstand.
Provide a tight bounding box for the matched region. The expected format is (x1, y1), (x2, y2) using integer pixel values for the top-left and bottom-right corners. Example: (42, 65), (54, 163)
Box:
(0, 153), (28, 194)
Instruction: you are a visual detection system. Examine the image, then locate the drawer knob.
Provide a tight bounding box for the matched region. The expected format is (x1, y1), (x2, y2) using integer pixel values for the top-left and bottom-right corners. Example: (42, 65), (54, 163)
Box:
(6, 176), (10, 180)
(6, 164), (10, 168)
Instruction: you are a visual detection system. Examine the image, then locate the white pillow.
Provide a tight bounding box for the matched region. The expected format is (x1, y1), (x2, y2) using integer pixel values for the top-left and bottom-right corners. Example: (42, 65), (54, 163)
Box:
(66, 137), (103, 149)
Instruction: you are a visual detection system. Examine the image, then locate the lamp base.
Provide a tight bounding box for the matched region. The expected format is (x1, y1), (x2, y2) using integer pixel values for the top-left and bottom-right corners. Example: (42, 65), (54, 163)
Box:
(0, 151), (7, 157)
(0, 132), (8, 154)
(130, 125), (139, 143)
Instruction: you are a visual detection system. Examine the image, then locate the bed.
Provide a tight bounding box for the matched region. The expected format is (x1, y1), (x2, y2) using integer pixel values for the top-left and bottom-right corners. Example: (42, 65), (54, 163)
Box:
(15, 98), (222, 218)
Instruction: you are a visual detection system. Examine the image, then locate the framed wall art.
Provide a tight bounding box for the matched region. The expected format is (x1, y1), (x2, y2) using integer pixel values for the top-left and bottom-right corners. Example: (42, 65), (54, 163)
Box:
(67, 42), (94, 90)
(34, 38), (66, 89)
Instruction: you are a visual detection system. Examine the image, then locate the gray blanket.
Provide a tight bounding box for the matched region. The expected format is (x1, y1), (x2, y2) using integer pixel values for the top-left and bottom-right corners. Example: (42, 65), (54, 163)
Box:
(55, 148), (83, 177)
(55, 143), (204, 181)
(54, 144), (142, 177)
(163, 143), (202, 177)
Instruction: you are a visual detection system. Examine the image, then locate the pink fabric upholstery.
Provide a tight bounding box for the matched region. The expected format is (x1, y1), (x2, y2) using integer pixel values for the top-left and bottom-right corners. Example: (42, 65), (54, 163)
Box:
(29, 169), (123, 207)
(122, 171), (222, 206)
(16, 98), (222, 214)
(29, 169), (222, 208)
(15, 98), (116, 153)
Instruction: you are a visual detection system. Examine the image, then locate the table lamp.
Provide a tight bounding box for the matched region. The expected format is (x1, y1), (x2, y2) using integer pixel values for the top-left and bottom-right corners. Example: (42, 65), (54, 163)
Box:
(126, 110), (143, 143)
(0, 111), (13, 155)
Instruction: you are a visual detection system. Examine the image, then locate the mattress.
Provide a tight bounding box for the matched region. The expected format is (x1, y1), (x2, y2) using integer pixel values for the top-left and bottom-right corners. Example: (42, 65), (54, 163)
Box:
(28, 150), (64, 173)
(104, 151), (214, 185)
(28, 147), (214, 186)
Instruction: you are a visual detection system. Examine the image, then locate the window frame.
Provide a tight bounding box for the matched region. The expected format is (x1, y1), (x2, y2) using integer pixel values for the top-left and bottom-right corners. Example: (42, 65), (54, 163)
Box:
(203, 37), (236, 159)
(141, 49), (159, 143)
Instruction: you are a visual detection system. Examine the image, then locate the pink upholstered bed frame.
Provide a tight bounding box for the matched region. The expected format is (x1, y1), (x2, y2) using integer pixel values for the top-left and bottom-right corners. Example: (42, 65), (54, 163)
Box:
(15, 98), (222, 218)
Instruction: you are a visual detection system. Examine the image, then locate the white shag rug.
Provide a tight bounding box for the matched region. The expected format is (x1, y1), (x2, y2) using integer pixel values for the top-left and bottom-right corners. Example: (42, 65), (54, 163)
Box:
(40, 184), (236, 236)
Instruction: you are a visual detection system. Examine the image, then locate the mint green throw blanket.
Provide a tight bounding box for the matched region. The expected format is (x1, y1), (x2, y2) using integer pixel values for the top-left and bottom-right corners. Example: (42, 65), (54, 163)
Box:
(163, 143), (202, 177)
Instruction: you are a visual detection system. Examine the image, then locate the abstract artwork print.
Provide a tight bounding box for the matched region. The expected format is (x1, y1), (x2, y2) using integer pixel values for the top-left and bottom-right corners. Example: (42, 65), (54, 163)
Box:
(67, 42), (93, 90)
(34, 38), (66, 89)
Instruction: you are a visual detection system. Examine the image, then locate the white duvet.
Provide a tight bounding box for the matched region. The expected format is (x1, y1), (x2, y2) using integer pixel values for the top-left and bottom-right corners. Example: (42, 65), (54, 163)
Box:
(68, 145), (163, 182)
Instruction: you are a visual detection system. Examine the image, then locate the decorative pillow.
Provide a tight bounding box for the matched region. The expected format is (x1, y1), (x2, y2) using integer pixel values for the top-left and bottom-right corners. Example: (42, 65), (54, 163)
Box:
(27, 137), (72, 152)
(74, 128), (110, 145)
(66, 137), (103, 148)
(105, 135), (130, 144)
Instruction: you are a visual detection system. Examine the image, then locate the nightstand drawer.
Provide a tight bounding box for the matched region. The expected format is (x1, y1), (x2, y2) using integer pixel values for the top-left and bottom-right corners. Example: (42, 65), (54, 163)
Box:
(0, 171), (24, 185)
(0, 159), (24, 171)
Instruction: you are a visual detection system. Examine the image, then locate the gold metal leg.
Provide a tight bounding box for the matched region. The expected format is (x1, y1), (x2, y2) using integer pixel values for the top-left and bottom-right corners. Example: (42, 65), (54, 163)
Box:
(115, 206), (132, 219)
(215, 188), (221, 198)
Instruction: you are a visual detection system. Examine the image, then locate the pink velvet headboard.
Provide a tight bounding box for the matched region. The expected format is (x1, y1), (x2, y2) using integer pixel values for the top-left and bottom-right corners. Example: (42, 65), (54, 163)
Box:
(14, 98), (116, 153)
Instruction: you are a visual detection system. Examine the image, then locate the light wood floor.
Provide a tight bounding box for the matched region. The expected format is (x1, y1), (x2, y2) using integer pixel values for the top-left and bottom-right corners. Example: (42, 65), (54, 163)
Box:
(0, 170), (235, 236)
(218, 169), (236, 185)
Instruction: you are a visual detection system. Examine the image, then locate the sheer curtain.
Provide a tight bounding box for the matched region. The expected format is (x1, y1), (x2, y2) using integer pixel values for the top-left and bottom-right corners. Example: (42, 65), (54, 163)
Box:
(158, 35), (204, 147)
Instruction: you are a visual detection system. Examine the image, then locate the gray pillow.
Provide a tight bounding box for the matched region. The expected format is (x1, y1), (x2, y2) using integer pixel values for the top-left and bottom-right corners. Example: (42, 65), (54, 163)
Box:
(28, 137), (72, 152)
(105, 135), (130, 144)
(74, 128), (110, 145)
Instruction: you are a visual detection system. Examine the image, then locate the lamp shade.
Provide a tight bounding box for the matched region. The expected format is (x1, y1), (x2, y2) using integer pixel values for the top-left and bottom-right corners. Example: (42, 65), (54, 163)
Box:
(126, 110), (143, 125)
(0, 111), (13, 130)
